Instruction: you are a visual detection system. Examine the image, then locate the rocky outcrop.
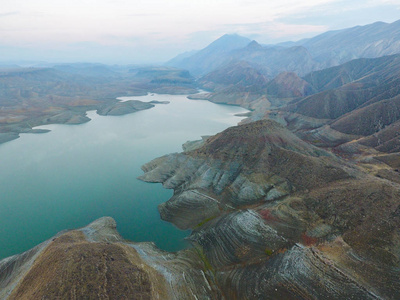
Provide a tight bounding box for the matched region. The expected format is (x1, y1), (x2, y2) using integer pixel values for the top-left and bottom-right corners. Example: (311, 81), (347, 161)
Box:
(139, 120), (349, 228)
(139, 119), (400, 299)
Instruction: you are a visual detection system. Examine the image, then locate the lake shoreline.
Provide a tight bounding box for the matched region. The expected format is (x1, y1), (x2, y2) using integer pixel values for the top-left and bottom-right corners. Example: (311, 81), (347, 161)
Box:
(0, 92), (249, 259)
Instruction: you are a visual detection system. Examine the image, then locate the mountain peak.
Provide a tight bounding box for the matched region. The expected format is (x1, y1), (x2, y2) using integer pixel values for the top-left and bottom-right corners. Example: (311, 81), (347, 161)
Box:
(208, 33), (251, 49)
(166, 33), (251, 76)
(220, 33), (244, 39)
(246, 40), (263, 50)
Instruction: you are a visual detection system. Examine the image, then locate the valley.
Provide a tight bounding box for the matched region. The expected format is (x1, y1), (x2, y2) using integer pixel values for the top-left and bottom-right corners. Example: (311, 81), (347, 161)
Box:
(1, 18), (400, 300)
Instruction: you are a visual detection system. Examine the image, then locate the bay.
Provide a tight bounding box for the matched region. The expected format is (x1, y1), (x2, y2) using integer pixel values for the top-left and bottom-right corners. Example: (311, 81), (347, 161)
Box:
(0, 93), (248, 259)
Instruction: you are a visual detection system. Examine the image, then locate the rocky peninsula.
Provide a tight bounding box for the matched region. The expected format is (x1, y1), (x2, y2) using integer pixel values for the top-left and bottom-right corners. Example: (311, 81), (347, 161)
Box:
(96, 100), (155, 116)
(0, 217), (214, 299)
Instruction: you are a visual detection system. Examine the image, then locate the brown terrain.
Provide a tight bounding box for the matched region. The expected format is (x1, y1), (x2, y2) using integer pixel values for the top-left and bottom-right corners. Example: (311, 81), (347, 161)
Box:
(8, 231), (158, 300)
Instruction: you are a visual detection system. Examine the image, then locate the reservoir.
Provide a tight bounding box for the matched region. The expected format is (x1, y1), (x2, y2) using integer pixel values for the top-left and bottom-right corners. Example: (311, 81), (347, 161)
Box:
(0, 93), (248, 259)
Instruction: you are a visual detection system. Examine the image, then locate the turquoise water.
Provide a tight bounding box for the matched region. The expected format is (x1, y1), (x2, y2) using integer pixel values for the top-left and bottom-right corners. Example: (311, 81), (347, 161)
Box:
(0, 93), (248, 259)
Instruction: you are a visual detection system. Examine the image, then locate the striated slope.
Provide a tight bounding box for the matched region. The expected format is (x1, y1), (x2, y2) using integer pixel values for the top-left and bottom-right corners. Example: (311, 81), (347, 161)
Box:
(356, 120), (400, 153)
(287, 88), (377, 119)
(0, 236), (55, 299)
(287, 54), (400, 120)
(303, 54), (400, 92)
(140, 120), (350, 229)
(275, 55), (400, 152)
(331, 94), (400, 136)
(139, 119), (400, 299)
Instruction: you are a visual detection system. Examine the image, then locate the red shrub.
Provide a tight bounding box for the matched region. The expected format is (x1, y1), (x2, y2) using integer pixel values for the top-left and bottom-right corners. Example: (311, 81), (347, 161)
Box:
(259, 209), (278, 222)
(301, 233), (318, 246)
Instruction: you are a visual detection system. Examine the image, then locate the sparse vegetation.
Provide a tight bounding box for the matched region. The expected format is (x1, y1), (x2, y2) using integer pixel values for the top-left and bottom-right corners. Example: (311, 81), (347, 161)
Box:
(195, 215), (218, 228)
(264, 247), (273, 256)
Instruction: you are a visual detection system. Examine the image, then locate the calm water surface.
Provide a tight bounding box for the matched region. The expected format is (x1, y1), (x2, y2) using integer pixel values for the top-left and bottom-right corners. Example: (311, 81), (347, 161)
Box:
(0, 93), (248, 259)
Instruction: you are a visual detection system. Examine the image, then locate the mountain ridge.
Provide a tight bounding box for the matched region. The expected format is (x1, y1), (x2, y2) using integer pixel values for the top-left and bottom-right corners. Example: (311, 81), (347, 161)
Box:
(168, 18), (400, 79)
(165, 34), (251, 76)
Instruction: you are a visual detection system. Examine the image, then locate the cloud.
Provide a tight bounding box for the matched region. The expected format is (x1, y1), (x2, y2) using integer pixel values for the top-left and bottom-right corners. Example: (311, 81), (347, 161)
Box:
(0, 0), (399, 63)
(376, 0), (400, 4)
(124, 13), (161, 17)
(0, 11), (19, 17)
(219, 21), (328, 42)
(373, 0), (400, 8)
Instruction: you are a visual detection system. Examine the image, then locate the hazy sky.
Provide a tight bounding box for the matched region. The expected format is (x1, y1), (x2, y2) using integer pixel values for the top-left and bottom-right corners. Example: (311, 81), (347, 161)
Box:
(1, 0), (400, 64)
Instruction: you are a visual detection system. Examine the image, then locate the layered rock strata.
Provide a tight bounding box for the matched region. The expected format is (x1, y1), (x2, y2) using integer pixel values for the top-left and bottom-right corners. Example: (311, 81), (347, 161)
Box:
(139, 119), (400, 299)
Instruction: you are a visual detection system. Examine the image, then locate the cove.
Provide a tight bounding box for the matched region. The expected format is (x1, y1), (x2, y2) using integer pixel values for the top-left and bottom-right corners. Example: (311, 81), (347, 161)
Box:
(0, 93), (248, 259)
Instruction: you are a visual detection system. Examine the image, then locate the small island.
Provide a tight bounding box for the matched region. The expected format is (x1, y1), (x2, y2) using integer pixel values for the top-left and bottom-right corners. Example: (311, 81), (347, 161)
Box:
(96, 100), (155, 116)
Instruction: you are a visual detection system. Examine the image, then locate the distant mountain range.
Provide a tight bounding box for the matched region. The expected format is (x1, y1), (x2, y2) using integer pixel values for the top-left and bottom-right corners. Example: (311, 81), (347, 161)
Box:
(167, 19), (400, 78)
(167, 18), (400, 155)
(182, 46), (400, 157)
(210, 54), (400, 154)
(165, 34), (251, 76)
(291, 20), (400, 66)
(285, 54), (400, 150)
